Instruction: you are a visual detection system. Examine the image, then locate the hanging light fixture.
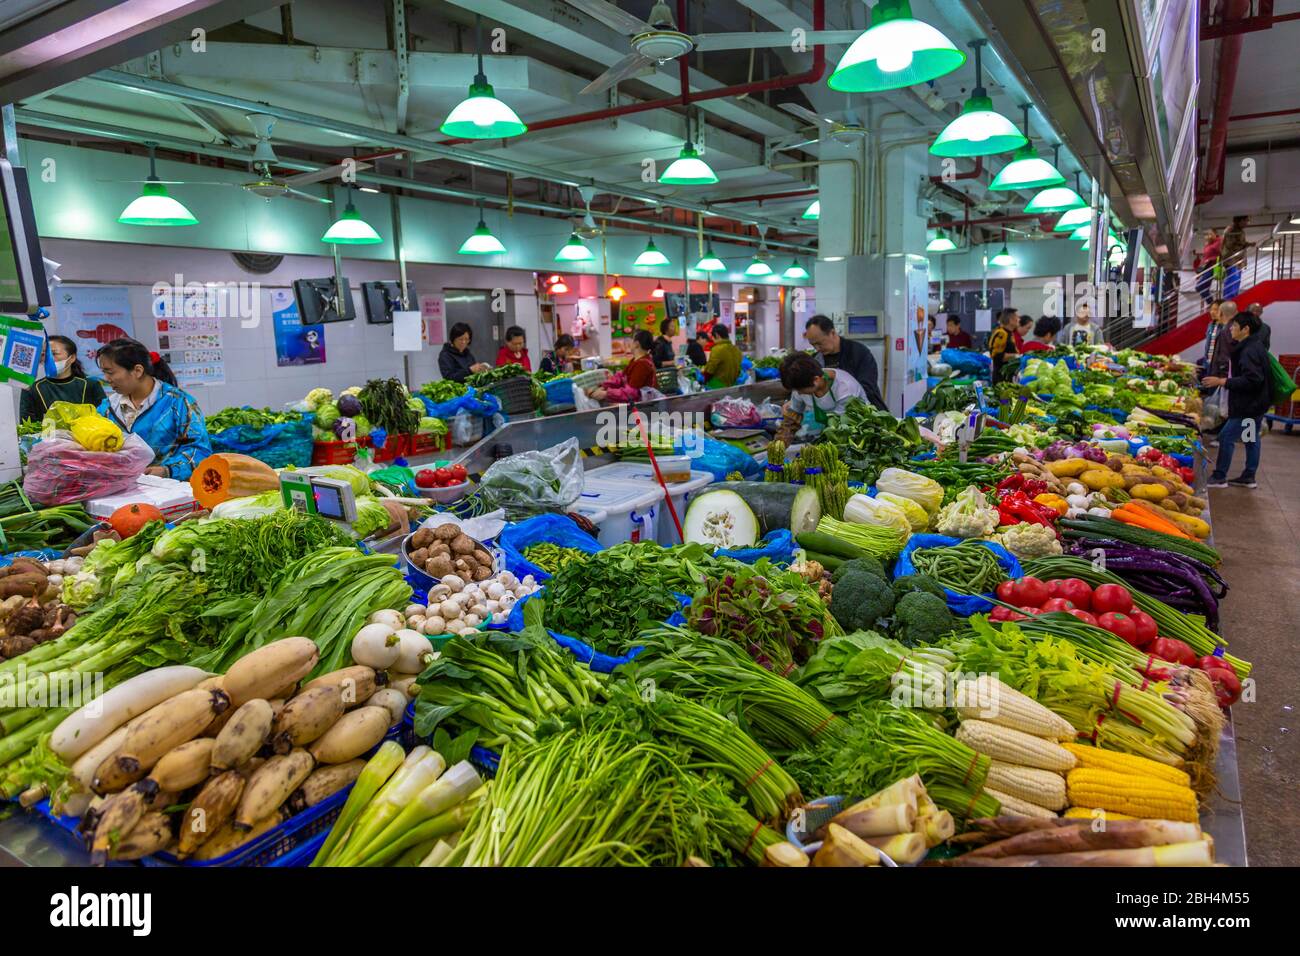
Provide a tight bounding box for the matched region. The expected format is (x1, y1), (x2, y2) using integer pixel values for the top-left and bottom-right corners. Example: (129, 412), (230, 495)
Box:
(117, 143), (198, 226)
(989, 109), (1065, 191)
(930, 40), (1027, 158)
(652, 280), (665, 298)
(802, 199), (820, 220)
(440, 14), (527, 139)
(695, 245), (727, 272)
(606, 277), (627, 301)
(660, 141), (718, 185)
(554, 231), (594, 262)
(989, 231), (1016, 267)
(549, 276), (569, 294)
(744, 256), (773, 277)
(1025, 167), (1086, 214)
(783, 259), (811, 280)
(634, 238), (670, 266)
(926, 227), (957, 252)
(1069, 224), (1090, 241)
(828, 0), (965, 92)
(321, 189), (382, 244)
(1053, 204), (1093, 233)
(457, 206), (506, 254)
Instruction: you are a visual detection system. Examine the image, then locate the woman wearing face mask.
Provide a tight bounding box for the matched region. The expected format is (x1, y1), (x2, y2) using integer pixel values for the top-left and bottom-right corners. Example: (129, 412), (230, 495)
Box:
(96, 338), (211, 479)
(19, 335), (108, 424)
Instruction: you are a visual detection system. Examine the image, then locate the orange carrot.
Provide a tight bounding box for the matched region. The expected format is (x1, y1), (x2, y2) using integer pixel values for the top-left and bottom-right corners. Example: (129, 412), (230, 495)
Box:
(1111, 505), (1194, 540)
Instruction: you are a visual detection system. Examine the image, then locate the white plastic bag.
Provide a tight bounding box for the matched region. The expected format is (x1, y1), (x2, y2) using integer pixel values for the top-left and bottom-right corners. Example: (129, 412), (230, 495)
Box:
(449, 412), (485, 446)
(1199, 387), (1228, 431)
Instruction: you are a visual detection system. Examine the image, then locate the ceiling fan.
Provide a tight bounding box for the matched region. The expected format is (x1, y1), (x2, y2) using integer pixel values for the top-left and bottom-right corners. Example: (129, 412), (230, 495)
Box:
(101, 114), (372, 203)
(567, 0), (861, 96)
(573, 186), (606, 238)
(778, 103), (868, 144)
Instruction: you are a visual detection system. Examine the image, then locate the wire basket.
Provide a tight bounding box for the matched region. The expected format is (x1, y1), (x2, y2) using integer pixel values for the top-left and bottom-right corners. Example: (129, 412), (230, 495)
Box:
(484, 375), (535, 416)
(784, 795), (899, 866)
(655, 367), (682, 395)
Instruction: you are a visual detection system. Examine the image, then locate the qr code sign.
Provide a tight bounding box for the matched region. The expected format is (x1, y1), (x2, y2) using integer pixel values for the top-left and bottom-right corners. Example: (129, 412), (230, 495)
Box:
(11, 342), (36, 372)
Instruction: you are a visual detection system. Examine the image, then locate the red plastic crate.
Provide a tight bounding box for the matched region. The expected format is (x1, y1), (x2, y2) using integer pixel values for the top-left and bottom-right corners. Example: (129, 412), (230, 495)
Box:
(367, 433), (409, 462)
(312, 440), (358, 465)
(409, 432), (452, 457)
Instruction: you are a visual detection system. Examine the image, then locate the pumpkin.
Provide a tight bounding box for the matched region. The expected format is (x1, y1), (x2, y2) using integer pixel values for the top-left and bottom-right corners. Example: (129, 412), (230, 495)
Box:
(110, 502), (165, 538)
(190, 453), (280, 508)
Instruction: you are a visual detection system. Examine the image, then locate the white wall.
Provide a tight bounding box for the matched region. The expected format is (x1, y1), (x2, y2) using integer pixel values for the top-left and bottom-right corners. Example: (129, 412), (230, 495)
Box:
(30, 239), (543, 416)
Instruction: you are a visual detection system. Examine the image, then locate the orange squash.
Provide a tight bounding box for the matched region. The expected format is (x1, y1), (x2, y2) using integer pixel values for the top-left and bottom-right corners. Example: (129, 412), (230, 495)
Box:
(110, 502), (165, 538)
(190, 453), (280, 508)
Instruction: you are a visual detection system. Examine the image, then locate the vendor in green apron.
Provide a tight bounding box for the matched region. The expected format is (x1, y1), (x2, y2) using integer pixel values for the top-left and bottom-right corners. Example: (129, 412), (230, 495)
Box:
(19, 335), (108, 424)
(775, 352), (866, 444)
(700, 323), (742, 388)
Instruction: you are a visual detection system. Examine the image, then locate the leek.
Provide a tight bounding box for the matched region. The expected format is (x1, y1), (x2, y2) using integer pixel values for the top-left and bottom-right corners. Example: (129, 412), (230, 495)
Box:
(329, 750), (449, 866)
(339, 762), (482, 867)
(311, 741), (405, 866)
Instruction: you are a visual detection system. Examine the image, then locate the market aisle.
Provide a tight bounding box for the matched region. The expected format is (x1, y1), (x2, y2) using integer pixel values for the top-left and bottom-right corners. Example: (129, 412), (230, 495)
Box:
(1208, 430), (1300, 866)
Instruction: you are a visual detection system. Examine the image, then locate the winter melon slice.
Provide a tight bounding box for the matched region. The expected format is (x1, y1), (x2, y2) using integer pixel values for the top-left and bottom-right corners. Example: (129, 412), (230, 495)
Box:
(683, 483), (822, 548)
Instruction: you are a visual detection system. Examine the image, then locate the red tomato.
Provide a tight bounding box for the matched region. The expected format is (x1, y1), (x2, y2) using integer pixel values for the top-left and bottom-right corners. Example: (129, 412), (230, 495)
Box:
(1149, 636), (1196, 666)
(1129, 611), (1158, 646)
(1046, 579), (1062, 597)
(415, 469), (437, 488)
(1055, 578), (1093, 610)
(1067, 608), (1098, 626)
(1012, 576), (1051, 608)
(995, 580), (1018, 603)
(448, 464), (468, 483)
(1097, 611), (1141, 647)
(1091, 583), (1134, 615)
(989, 606), (1012, 622)
(1041, 597), (1076, 613)
(433, 467), (451, 486)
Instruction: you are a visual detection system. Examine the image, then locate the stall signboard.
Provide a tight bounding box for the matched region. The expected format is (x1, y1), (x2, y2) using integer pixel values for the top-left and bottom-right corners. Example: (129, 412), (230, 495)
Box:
(0, 312), (51, 386)
(55, 285), (134, 377)
(615, 300), (665, 337)
(420, 293), (446, 345)
(273, 290), (327, 366)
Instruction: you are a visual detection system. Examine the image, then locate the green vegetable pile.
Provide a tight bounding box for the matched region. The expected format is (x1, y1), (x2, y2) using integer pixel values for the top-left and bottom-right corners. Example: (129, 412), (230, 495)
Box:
(544, 547), (683, 651)
(418, 379), (468, 404)
(819, 398), (922, 485)
(206, 406), (303, 432)
(912, 379), (977, 415)
(522, 542), (589, 574)
(359, 378), (421, 436)
(465, 363), (527, 389)
(910, 540), (1008, 595)
(0, 502), (95, 552)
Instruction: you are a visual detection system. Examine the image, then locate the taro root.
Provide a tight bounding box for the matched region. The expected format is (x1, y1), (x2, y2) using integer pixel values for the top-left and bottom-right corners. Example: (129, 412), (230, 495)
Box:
(6, 599), (45, 636)
(409, 547), (430, 567)
(425, 555), (454, 578)
(0, 635), (36, 659)
(472, 549), (493, 568)
(471, 566), (492, 582)
(429, 541), (451, 557)
(410, 527), (436, 550)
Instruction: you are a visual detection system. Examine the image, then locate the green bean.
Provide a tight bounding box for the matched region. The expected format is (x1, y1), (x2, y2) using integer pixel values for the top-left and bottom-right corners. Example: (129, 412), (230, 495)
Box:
(912, 541), (1007, 595)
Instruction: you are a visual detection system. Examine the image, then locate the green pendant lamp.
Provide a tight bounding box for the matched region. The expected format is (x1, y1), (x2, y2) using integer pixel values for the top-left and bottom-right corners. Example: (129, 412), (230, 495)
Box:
(1053, 203), (1094, 233)
(322, 189), (382, 244)
(458, 205), (506, 254)
(989, 107), (1065, 191)
(802, 199), (821, 220)
(783, 259), (811, 280)
(1069, 224), (1090, 241)
(989, 231), (1016, 267)
(828, 0), (965, 92)
(1026, 167), (1086, 214)
(744, 256), (774, 277)
(117, 143), (198, 226)
(930, 40), (1027, 157)
(634, 239), (670, 267)
(660, 143), (718, 185)
(440, 15), (527, 139)
(695, 245), (726, 272)
(926, 227), (957, 252)
(554, 231), (594, 262)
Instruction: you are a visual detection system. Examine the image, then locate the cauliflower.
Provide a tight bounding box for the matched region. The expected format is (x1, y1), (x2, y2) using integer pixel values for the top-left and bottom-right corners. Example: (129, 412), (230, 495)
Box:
(933, 485), (1000, 539)
(305, 387), (333, 412)
(341, 386), (362, 397)
(995, 522), (1063, 560)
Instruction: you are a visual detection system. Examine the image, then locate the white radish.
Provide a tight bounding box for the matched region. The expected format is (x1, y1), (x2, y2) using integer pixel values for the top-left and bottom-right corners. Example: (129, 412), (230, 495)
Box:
(351, 623), (401, 669)
(50, 665), (210, 762)
(367, 688), (409, 725)
(421, 616), (446, 636)
(439, 600), (461, 620)
(394, 629), (434, 673)
(389, 674), (420, 698)
(368, 609), (404, 630)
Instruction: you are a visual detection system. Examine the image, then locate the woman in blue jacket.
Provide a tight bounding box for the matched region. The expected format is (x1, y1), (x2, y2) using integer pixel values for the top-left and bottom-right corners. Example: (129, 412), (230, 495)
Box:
(96, 338), (212, 480)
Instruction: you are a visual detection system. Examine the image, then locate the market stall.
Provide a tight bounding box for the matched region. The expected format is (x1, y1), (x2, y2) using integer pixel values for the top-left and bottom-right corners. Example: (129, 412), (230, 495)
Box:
(0, 342), (1253, 868)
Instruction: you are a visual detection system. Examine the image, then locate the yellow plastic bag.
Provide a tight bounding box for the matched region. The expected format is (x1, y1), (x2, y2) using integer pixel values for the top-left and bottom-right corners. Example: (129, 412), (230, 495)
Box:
(69, 414), (124, 452)
(42, 401), (100, 430)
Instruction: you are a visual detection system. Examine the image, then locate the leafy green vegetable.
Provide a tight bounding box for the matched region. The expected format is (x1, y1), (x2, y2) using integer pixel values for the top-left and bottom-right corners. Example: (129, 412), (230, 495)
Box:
(358, 378), (420, 435)
(544, 548), (682, 652)
(207, 406), (303, 432)
(465, 363), (527, 389)
(819, 398), (922, 485)
(418, 379), (468, 403)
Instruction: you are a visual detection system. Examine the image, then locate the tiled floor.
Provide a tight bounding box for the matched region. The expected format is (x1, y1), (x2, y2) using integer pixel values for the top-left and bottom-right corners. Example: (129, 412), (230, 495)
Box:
(1209, 428), (1300, 866)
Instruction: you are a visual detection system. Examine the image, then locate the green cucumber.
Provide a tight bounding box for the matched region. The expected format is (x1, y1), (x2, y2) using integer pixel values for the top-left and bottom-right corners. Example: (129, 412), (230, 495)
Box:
(795, 531), (866, 561)
(801, 550), (845, 570)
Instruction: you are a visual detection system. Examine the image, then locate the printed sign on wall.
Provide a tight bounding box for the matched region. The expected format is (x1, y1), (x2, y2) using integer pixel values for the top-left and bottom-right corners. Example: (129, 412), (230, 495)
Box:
(55, 285), (135, 376)
(272, 290), (327, 366)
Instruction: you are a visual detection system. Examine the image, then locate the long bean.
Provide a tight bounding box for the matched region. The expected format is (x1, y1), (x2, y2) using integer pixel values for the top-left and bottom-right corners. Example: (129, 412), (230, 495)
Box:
(912, 541), (1008, 595)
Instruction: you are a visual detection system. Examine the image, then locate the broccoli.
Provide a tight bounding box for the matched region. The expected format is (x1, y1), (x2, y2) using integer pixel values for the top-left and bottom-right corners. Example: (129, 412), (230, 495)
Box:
(829, 570), (895, 633)
(892, 591), (957, 647)
(891, 574), (946, 601)
(831, 555), (887, 584)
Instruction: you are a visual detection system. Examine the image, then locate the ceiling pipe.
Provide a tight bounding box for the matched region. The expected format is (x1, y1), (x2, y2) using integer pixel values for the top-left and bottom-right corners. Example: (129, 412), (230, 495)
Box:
(88, 68), (813, 240)
(1197, 0), (1252, 205)
(443, 0), (828, 142)
(713, 188), (819, 204)
(16, 109), (816, 255)
(927, 213), (1052, 229)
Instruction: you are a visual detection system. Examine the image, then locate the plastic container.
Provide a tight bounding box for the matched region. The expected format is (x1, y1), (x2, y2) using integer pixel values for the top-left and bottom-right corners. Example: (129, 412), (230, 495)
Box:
(570, 476), (663, 547)
(585, 463), (714, 545)
(484, 375), (534, 416)
(416, 479), (474, 504)
(312, 440), (358, 465)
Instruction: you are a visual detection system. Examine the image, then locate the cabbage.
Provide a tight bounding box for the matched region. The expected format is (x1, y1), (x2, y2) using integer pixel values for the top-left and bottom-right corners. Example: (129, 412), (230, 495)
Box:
(62, 571), (101, 609)
(407, 397), (426, 415)
(875, 468), (945, 517)
(418, 416), (448, 435)
(351, 414), (372, 437)
(315, 402), (340, 429)
(876, 492), (929, 532)
(210, 490), (284, 520)
(312, 426), (335, 443)
(305, 387), (333, 412)
(352, 495), (391, 539)
(843, 493), (913, 539)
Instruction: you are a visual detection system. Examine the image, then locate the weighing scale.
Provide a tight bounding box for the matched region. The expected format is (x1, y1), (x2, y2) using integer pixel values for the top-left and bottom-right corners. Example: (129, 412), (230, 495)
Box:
(280, 472), (358, 525)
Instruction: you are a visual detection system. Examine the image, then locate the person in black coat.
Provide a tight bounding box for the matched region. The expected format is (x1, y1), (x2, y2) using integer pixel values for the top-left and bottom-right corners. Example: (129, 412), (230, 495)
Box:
(803, 314), (887, 411)
(438, 322), (491, 383)
(686, 328), (710, 367)
(1202, 311), (1271, 488)
(652, 317), (678, 368)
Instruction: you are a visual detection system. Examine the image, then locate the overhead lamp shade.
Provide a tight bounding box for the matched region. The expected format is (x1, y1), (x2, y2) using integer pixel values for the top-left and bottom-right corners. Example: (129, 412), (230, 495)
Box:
(695, 247), (727, 272)
(652, 281), (665, 298)
(549, 278), (569, 294)
(118, 181), (198, 226)
(828, 0), (966, 92)
(930, 95), (1027, 157)
(1069, 224), (1090, 240)
(606, 279), (627, 301)
(1290, 213), (1300, 225)
(458, 218), (506, 254)
(989, 144), (1066, 191)
(783, 259), (811, 280)
(554, 232), (594, 262)
(321, 200), (382, 244)
(744, 257), (774, 276)
(660, 144), (718, 185)
(1053, 206), (1093, 232)
(989, 244), (1016, 267)
(802, 199), (820, 220)
(926, 228), (956, 252)
(440, 81), (527, 139)
(634, 239), (670, 266)
(1025, 185), (1086, 213)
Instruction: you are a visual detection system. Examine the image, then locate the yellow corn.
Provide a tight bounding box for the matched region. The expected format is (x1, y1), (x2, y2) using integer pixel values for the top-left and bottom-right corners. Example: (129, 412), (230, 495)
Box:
(1063, 807), (1136, 821)
(983, 787), (1058, 820)
(985, 761), (1067, 811)
(1061, 742), (1191, 788)
(954, 676), (1075, 740)
(1066, 768), (1199, 823)
(956, 719), (1077, 772)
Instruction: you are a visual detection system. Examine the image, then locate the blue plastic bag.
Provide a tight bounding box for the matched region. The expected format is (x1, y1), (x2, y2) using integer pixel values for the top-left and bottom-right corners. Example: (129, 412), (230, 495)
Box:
(420, 386), (501, 421)
(497, 514), (603, 581)
(941, 348), (991, 376)
(892, 533), (1022, 616)
(755, 366), (780, 381)
(211, 413), (314, 468)
(714, 529), (795, 566)
(690, 435), (762, 482)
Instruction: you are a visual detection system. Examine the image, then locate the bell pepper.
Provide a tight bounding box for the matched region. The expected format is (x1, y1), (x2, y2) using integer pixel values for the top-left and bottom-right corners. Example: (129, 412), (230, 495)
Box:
(1032, 493), (1069, 517)
(996, 474), (1026, 493)
(996, 491), (1059, 527)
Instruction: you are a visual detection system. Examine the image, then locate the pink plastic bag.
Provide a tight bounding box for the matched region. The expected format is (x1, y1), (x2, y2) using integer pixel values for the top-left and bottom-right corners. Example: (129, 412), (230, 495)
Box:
(23, 432), (155, 505)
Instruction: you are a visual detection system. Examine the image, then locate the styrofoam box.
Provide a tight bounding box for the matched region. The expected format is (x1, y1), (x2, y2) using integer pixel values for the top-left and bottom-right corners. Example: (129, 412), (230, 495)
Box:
(86, 476), (199, 521)
(585, 463), (715, 545)
(570, 476), (664, 548)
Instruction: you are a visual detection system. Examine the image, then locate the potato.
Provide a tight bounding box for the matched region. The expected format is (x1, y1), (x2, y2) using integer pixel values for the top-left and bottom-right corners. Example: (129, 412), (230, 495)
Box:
(450, 534), (476, 555)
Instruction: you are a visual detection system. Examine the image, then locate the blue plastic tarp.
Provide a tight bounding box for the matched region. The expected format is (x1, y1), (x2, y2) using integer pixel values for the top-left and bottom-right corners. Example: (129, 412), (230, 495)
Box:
(497, 514), (603, 581)
(892, 533), (1022, 616)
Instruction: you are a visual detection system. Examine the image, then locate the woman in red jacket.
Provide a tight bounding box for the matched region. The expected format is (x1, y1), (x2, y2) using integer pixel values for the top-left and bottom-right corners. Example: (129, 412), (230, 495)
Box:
(494, 325), (532, 371)
(590, 330), (656, 404)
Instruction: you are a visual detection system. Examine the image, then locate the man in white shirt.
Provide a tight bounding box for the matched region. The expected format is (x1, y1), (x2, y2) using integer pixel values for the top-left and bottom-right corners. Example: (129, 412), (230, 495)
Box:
(1060, 302), (1103, 346)
(775, 352), (867, 442)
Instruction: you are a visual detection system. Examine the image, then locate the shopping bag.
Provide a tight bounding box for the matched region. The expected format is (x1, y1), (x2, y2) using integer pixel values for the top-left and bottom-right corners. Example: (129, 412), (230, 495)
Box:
(1199, 387), (1228, 431)
(1268, 353), (1297, 404)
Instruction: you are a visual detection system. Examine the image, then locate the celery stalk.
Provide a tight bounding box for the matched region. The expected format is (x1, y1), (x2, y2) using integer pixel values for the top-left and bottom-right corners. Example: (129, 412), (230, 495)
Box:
(349, 762), (482, 867)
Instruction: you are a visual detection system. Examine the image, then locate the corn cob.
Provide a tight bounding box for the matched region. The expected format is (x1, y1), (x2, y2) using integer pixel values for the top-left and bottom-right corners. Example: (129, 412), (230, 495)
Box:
(956, 720), (1078, 773)
(1061, 742), (1191, 788)
(955, 676), (1075, 740)
(985, 761), (1068, 811)
(983, 787), (1058, 820)
(1066, 768), (1199, 823)
(1063, 807), (1136, 821)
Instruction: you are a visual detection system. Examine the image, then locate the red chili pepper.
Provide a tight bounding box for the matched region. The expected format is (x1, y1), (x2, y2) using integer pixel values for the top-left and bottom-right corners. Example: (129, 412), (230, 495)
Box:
(996, 492), (1058, 527)
(996, 474), (1026, 492)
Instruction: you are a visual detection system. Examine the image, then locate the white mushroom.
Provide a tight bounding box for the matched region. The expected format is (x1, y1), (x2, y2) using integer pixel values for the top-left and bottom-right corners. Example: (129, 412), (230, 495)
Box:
(441, 574), (466, 593)
(404, 603), (427, 618)
(485, 581), (506, 601)
(463, 613), (482, 628)
(406, 615), (426, 630)
(439, 599), (462, 620)
(485, 600), (500, 615)
(428, 583), (452, 602)
(421, 616), (446, 636)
